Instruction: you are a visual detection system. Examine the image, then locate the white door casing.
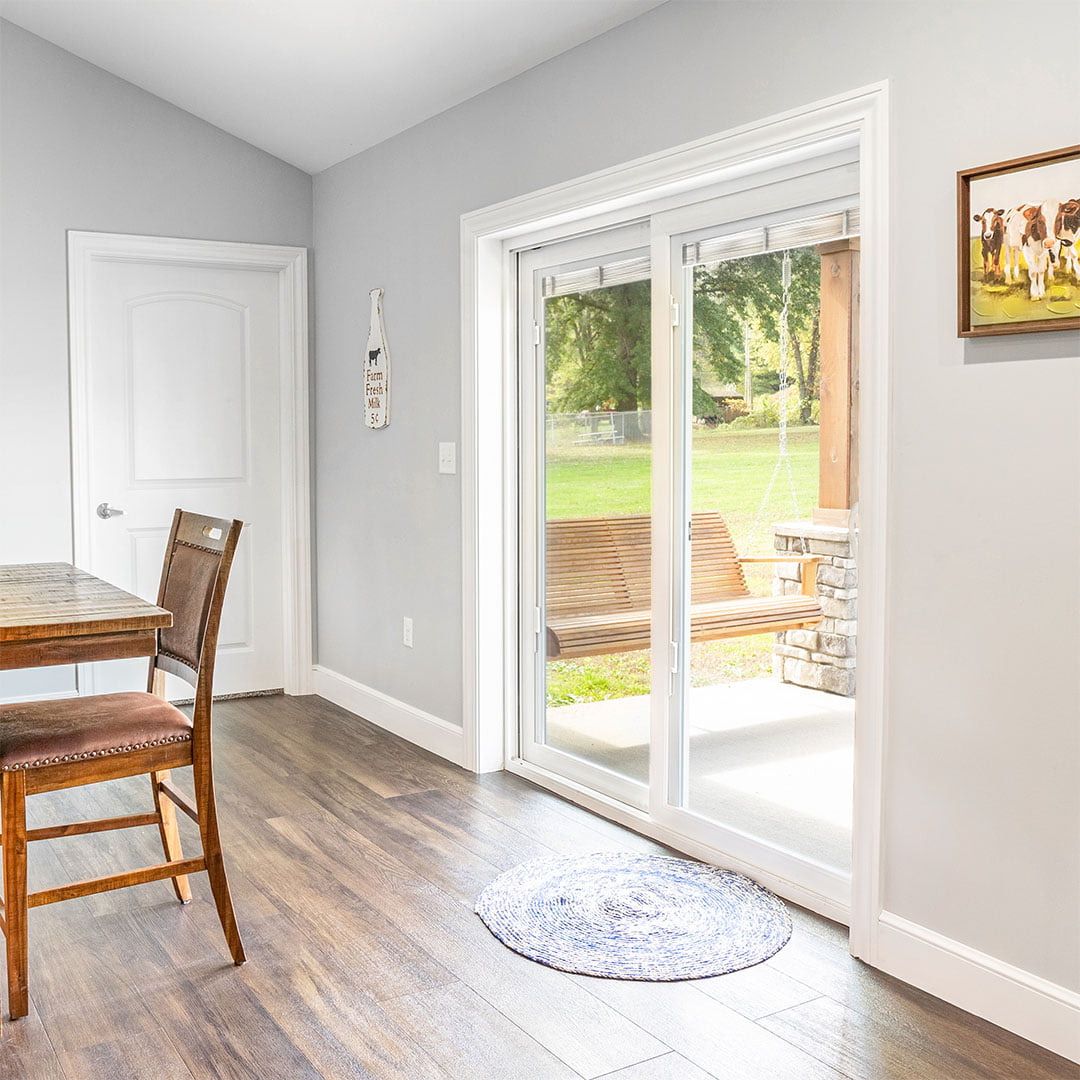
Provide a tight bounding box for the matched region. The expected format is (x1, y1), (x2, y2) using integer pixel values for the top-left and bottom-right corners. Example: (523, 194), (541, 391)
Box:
(68, 231), (312, 699)
(461, 83), (890, 954)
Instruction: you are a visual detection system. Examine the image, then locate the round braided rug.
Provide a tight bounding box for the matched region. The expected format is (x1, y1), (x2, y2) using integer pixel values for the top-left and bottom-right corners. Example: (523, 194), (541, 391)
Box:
(474, 852), (791, 980)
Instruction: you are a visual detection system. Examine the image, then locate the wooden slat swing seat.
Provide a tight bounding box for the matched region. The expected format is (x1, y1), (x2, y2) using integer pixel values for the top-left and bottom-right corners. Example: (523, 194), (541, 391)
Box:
(0, 510), (246, 1021)
(545, 511), (823, 659)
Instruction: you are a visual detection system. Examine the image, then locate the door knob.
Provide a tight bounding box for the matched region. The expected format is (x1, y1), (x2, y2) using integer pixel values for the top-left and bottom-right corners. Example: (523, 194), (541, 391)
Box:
(96, 502), (125, 519)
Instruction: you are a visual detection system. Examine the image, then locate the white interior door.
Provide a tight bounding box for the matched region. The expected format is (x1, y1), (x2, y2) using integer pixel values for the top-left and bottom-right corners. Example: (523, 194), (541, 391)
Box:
(72, 236), (298, 700)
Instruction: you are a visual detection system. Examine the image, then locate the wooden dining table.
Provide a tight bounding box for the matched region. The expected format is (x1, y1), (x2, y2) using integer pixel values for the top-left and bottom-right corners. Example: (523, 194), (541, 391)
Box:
(0, 563), (171, 671)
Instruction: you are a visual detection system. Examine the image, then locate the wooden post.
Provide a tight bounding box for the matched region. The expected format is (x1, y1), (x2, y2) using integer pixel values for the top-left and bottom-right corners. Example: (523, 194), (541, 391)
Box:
(814, 238), (859, 526)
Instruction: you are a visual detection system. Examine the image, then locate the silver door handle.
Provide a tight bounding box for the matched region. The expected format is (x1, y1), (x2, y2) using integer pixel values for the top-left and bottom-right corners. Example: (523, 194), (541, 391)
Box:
(96, 502), (125, 519)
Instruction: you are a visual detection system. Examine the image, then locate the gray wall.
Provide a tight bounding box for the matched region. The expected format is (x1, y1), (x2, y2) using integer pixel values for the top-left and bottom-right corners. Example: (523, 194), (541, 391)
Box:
(0, 21), (313, 697)
(314, 1), (1079, 991)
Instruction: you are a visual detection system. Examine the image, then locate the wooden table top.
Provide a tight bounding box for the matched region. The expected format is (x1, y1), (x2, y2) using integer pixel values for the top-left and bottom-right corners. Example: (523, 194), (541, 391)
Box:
(0, 562), (171, 643)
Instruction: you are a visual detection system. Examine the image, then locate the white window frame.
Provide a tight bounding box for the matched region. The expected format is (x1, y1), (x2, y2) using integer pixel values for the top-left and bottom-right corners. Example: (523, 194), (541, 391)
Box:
(460, 83), (890, 960)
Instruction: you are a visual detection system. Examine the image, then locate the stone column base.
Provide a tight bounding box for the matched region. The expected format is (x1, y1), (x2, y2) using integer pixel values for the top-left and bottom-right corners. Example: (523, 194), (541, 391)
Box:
(772, 520), (856, 697)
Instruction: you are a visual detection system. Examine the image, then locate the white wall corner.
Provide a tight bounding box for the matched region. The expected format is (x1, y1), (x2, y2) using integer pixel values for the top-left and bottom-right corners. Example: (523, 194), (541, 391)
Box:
(877, 911), (1080, 1065)
(312, 665), (466, 767)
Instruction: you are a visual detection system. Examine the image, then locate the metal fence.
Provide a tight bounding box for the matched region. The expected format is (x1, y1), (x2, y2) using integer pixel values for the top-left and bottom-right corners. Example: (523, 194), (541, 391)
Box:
(546, 410), (652, 449)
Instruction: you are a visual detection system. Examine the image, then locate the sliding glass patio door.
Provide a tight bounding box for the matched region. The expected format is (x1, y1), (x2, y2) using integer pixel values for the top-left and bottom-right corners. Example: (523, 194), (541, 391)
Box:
(517, 185), (858, 912)
(517, 225), (654, 808)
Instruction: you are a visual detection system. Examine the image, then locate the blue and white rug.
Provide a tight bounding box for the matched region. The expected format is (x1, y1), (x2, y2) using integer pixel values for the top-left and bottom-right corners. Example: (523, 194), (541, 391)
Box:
(474, 852), (791, 980)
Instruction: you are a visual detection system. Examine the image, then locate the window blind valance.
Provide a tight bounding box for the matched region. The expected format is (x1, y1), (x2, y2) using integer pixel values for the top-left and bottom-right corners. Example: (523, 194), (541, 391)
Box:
(541, 254), (651, 299)
(682, 208), (860, 268)
(537, 207), (859, 298)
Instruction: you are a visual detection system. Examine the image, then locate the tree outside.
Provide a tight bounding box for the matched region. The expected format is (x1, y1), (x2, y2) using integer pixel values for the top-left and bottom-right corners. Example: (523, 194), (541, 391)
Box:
(543, 246), (822, 426)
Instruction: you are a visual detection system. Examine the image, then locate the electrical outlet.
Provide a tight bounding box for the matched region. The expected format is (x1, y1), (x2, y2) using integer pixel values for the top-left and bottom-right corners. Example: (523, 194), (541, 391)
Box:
(402, 616), (413, 648)
(438, 441), (456, 474)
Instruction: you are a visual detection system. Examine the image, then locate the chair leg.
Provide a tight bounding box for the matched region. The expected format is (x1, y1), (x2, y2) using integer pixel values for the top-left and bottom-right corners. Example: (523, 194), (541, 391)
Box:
(194, 766), (245, 965)
(2, 770), (30, 1020)
(151, 770), (192, 904)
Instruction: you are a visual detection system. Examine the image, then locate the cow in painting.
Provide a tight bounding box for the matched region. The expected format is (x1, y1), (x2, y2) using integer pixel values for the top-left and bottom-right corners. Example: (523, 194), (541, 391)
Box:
(1004, 202), (1058, 299)
(1055, 198), (1080, 281)
(973, 207), (1006, 281)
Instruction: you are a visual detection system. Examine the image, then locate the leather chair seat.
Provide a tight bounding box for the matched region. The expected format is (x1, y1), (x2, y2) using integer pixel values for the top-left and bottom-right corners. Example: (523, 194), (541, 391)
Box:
(0, 692), (192, 773)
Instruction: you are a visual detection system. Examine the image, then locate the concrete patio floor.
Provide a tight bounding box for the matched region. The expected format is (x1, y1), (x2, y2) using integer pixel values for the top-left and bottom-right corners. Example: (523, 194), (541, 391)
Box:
(546, 678), (855, 873)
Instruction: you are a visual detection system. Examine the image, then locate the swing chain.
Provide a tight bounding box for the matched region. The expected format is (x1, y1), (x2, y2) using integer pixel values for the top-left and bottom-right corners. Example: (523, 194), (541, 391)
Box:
(743, 248), (805, 554)
(777, 251), (791, 460)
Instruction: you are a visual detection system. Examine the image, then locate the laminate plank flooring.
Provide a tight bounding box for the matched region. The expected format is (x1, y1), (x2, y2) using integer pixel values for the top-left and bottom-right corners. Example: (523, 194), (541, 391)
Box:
(597, 1053), (715, 1080)
(2, 693), (1077, 1080)
(56, 1030), (195, 1080)
(379, 982), (578, 1080)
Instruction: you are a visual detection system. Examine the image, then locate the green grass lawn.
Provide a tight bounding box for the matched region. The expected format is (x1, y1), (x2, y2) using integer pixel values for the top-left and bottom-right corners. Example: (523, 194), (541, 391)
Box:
(545, 424), (819, 706)
(547, 424), (819, 543)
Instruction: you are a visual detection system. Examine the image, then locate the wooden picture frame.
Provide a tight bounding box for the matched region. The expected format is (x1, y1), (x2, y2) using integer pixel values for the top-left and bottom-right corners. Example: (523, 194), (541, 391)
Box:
(957, 145), (1080, 337)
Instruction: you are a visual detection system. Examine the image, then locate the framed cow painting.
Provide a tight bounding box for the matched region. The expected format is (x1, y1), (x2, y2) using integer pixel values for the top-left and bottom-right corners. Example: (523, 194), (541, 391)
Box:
(957, 145), (1080, 337)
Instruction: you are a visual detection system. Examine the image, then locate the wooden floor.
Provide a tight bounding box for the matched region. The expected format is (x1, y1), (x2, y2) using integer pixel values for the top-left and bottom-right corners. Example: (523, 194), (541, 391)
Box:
(2, 694), (1077, 1080)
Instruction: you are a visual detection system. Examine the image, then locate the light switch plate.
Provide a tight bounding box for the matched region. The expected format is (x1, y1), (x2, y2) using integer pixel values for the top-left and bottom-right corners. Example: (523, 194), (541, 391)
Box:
(438, 442), (456, 474)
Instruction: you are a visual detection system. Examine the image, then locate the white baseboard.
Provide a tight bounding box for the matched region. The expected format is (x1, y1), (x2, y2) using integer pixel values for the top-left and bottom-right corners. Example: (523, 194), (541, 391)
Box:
(877, 911), (1080, 1065)
(312, 665), (465, 767)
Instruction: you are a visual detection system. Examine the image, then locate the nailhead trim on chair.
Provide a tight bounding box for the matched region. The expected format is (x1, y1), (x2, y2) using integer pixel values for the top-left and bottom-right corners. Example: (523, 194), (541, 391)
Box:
(158, 646), (195, 666)
(1, 732), (193, 772)
(174, 539), (223, 555)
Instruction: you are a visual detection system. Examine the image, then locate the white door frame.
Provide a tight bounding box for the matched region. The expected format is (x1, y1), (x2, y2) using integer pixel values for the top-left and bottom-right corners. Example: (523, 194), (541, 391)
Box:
(461, 83), (889, 960)
(67, 230), (313, 696)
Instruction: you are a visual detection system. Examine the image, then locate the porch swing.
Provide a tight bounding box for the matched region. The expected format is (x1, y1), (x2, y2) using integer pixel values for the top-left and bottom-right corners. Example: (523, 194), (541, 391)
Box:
(545, 251), (823, 660)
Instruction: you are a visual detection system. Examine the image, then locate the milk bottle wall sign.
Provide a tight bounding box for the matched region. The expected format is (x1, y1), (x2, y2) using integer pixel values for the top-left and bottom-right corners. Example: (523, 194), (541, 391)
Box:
(364, 288), (390, 428)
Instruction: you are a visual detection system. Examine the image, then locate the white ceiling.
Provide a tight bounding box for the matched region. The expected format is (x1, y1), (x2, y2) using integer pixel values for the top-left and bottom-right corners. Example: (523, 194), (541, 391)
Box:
(0, 0), (664, 174)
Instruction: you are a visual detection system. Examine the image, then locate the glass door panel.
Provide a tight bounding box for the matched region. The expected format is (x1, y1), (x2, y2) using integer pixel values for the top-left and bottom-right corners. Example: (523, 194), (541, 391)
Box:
(674, 221), (856, 877)
(518, 227), (653, 805)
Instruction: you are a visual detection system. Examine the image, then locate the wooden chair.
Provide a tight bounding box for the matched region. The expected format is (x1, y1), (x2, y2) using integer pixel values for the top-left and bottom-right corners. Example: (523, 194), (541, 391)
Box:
(545, 511), (823, 658)
(0, 509), (246, 1021)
